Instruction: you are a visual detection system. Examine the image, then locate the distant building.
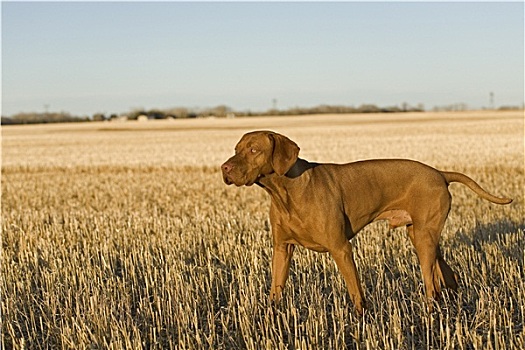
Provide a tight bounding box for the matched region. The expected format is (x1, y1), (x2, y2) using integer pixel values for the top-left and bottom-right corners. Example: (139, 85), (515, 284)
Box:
(112, 115), (128, 122)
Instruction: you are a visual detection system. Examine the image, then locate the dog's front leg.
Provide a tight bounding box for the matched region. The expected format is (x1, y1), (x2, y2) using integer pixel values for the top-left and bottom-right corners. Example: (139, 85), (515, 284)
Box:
(331, 242), (366, 315)
(269, 242), (295, 303)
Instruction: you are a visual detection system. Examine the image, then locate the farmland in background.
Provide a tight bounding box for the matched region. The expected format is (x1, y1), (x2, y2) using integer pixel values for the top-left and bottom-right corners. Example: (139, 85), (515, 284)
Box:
(2, 111), (524, 349)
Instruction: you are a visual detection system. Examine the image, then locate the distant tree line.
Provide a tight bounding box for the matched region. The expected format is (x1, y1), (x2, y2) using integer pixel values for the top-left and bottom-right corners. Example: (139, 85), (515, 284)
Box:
(1, 112), (90, 125)
(2, 102), (522, 125)
(252, 103), (425, 116)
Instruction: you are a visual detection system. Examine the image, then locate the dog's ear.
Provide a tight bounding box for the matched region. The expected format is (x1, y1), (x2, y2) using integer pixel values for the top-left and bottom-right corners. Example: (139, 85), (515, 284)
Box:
(269, 133), (300, 176)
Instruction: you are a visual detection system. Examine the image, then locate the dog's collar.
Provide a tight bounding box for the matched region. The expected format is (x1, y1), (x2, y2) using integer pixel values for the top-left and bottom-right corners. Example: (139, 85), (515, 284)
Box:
(285, 159), (303, 178)
(285, 158), (317, 178)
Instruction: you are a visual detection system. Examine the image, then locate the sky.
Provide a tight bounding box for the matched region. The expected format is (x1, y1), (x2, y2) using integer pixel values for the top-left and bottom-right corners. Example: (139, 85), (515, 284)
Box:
(2, 1), (524, 117)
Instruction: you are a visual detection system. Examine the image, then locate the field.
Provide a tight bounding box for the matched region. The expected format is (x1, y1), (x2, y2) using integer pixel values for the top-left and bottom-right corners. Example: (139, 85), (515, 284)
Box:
(2, 111), (524, 349)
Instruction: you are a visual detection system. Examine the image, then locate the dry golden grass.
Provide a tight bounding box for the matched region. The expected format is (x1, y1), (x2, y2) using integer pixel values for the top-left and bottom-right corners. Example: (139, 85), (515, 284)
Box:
(2, 111), (524, 349)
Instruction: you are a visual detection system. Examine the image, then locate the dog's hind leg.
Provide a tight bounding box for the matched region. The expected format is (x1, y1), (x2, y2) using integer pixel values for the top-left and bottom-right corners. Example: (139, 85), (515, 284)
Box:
(407, 205), (458, 302)
(435, 246), (458, 291)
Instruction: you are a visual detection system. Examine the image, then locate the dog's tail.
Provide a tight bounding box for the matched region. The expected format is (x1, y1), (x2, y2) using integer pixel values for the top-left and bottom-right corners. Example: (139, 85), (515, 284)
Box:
(442, 171), (512, 205)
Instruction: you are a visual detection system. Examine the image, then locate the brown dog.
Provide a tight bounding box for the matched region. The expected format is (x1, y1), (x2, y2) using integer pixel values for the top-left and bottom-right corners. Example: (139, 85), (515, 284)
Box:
(221, 130), (512, 314)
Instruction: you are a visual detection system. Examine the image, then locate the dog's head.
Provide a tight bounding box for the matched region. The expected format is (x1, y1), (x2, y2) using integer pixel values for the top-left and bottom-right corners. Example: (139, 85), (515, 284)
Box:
(221, 131), (300, 186)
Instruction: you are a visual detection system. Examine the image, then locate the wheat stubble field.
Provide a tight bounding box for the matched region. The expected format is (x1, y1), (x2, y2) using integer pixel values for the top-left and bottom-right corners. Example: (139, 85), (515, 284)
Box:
(1, 111), (524, 349)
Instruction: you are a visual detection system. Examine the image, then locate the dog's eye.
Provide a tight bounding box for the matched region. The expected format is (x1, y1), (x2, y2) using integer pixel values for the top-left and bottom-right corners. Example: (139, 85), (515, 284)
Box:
(251, 148), (258, 154)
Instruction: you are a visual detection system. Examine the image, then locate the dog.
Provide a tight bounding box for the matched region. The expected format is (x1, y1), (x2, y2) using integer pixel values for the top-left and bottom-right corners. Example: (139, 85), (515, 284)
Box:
(221, 130), (512, 314)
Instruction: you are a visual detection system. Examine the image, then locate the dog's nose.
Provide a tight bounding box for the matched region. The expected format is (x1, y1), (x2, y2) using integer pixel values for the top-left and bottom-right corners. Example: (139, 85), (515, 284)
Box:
(221, 162), (233, 173)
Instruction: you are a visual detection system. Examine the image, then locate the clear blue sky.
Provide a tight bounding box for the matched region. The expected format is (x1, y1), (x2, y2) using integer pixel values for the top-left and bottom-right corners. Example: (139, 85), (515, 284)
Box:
(2, 1), (524, 116)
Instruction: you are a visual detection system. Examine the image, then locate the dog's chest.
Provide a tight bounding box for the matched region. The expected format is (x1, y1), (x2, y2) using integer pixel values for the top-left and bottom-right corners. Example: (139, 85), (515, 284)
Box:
(270, 199), (336, 253)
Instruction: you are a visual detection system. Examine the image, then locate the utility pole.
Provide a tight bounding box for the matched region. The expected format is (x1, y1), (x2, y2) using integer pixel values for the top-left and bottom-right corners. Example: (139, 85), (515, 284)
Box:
(489, 92), (495, 110)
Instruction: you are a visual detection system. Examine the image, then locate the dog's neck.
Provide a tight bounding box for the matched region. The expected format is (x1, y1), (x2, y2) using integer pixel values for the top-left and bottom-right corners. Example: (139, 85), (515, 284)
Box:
(285, 158), (318, 178)
(256, 158), (318, 209)
(256, 158), (317, 189)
